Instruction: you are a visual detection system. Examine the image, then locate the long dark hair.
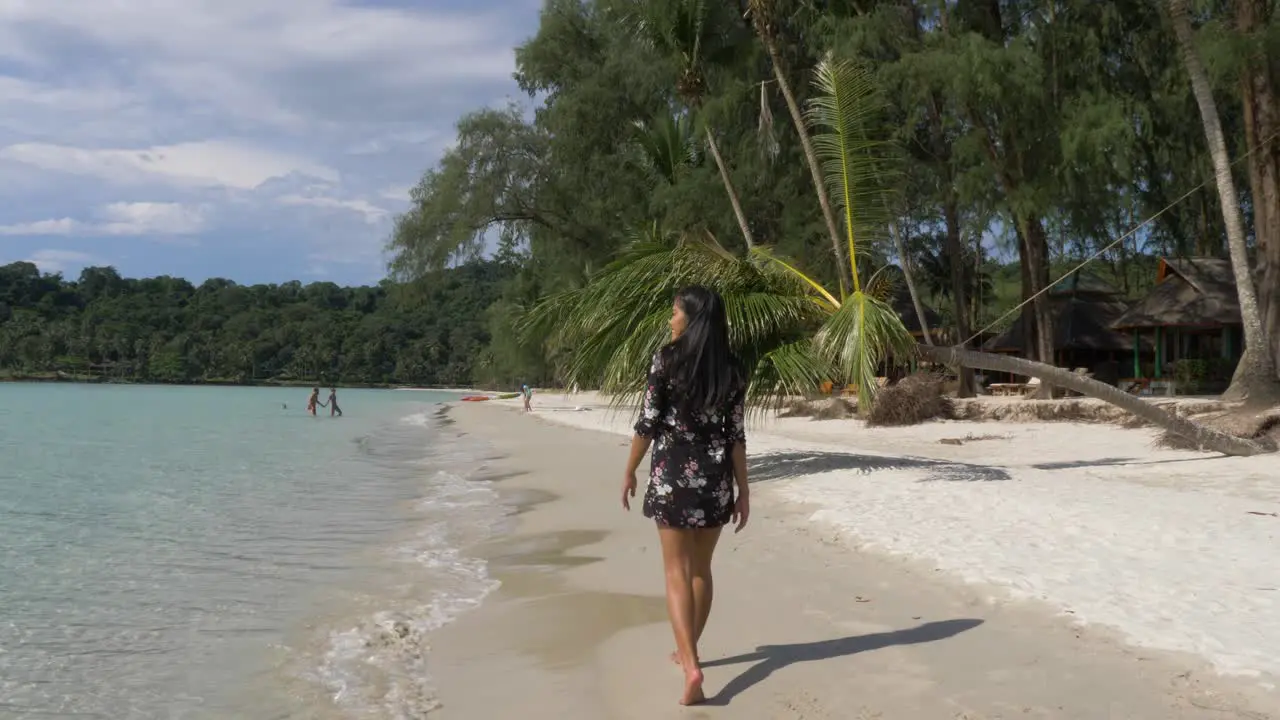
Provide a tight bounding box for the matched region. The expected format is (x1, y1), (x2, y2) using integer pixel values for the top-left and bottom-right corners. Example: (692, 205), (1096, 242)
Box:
(663, 286), (739, 414)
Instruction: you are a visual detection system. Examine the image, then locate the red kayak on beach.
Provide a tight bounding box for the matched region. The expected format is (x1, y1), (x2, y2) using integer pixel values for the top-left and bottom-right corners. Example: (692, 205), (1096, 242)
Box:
(459, 395), (491, 402)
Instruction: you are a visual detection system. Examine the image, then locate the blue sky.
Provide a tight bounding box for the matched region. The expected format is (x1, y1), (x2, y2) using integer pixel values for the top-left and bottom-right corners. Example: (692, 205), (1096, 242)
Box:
(0, 0), (539, 286)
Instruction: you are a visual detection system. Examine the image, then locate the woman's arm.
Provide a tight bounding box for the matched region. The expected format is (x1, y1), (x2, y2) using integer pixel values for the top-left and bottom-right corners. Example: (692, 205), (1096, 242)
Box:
(727, 383), (748, 488)
(623, 352), (667, 509)
(631, 351), (668, 444)
(626, 435), (653, 476)
(727, 383), (750, 531)
(730, 441), (748, 490)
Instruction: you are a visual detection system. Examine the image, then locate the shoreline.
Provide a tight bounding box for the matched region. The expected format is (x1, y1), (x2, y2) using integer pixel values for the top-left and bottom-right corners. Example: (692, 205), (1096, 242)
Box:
(427, 400), (1280, 718)
(0, 374), (486, 392)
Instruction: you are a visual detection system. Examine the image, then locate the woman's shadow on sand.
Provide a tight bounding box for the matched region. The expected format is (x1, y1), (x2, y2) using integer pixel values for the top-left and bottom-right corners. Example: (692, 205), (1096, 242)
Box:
(699, 618), (983, 705)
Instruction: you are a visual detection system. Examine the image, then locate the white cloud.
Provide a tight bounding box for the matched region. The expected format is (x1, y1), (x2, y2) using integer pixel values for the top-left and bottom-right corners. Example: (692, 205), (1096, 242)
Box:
(276, 194), (388, 224)
(23, 249), (99, 273)
(0, 1), (519, 126)
(0, 141), (338, 190)
(0, 202), (206, 236)
(0, 76), (132, 113)
(379, 184), (414, 202)
(0, 0), (534, 283)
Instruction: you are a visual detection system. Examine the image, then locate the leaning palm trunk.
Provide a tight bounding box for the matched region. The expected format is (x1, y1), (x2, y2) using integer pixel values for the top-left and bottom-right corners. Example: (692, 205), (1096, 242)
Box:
(760, 34), (848, 296)
(1169, 0), (1280, 405)
(890, 217), (933, 345)
(705, 127), (756, 250)
(918, 344), (1274, 457)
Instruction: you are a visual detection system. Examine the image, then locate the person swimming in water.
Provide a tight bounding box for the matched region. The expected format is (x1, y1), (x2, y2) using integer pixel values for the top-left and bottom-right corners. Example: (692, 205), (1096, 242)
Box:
(328, 387), (342, 417)
(307, 387), (322, 416)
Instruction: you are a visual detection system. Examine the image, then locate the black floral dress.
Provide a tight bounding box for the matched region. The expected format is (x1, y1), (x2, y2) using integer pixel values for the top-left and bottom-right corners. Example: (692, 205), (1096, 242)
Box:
(633, 351), (747, 529)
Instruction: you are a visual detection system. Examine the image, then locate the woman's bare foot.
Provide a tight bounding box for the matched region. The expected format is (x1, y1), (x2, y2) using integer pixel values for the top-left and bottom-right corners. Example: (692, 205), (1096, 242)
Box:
(679, 665), (705, 705)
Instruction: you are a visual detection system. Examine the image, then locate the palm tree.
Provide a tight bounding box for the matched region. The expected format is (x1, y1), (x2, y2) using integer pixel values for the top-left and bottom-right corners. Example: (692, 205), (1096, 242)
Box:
(751, 58), (917, 407)
(890, 216), (933, 345)
(1168, 0), (1280, 405)
(632, 112), (700, 186)
(636, 0), (755, 249)
(744, 0), (848, 295)
(522, 224), (831, 406)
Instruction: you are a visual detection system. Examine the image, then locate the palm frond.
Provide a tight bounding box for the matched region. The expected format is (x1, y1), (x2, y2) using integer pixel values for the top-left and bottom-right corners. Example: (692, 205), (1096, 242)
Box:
(521, 231), (828, 409)
(746, 340), (833, 415)
(632, 112), (699, 185)
(815, 291), (916, 406)
(864, 263), (898, 303)
(806, 56), (896, 293)
(757, 81), (780, 162)
(749, 245), (840, 310)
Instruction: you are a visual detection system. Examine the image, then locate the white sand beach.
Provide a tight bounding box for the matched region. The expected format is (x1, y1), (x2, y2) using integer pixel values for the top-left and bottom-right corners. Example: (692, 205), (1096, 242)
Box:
(427, 395), (1280, 718)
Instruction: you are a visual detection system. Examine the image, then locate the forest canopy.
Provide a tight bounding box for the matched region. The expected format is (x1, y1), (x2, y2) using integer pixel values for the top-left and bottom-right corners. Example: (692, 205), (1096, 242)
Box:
(0, 260), (532, 387)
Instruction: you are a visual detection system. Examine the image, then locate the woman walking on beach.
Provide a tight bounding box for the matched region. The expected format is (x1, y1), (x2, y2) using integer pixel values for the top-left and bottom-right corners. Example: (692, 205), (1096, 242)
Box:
(621, 285), (750, 706)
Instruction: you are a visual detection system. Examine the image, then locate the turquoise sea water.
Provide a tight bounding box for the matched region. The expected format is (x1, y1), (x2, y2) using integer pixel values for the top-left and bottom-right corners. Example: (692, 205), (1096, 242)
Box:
(0, 383), (503, 719)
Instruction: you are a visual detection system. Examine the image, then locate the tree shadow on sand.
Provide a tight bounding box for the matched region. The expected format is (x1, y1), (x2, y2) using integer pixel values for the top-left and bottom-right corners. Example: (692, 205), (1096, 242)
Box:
(699, 618), (984, 706)
(749, 451), (1010, 483)
(1031, 456), (1216, 470)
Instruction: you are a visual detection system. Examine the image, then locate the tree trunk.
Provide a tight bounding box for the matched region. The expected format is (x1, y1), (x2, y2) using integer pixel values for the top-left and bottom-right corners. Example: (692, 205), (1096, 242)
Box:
(943, 200), (976, 396)
(890, 217), (933, 346)
(1170, 0), (1280, 405)
(916, 344), (1274, 457)
(705, 127), (756, 251)
(1018, 215), (1056, 397)
(762, 34), (849, 297)
(1237, 0), (1280, 380)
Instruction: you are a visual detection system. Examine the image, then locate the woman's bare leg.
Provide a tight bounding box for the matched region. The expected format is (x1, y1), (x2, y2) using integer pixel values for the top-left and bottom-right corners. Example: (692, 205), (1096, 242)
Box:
(669, 527), (722, 664)
(657, 525), (705, 705)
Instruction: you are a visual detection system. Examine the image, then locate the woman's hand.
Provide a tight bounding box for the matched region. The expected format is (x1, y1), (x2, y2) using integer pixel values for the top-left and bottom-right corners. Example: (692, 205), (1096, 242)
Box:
(732, 490), (750, 533)
(621, 471), (638, 511)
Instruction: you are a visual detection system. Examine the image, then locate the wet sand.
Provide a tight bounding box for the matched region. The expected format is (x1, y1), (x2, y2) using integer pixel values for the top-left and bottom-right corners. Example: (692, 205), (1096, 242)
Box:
(429, 402), (1279, 719)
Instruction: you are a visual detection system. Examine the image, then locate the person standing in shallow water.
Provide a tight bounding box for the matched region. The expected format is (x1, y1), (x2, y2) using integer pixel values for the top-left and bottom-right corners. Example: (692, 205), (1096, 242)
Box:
(621, 285), (750, 706)
(328, 388), (342, 417)
(306, 387), (322, 416)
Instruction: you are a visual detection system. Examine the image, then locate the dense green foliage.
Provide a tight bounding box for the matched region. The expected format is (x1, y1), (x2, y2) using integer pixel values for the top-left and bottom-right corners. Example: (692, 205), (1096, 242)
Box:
(383, 0), (1278, 389)
(4, 0), (1276, 391)
(0, 261), (524, 387)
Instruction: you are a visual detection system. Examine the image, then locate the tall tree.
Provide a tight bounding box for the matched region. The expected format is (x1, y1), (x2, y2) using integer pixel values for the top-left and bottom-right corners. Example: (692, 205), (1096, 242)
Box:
(637, 0), (757, 249)
(1169, 0), (1280, 404)
(744, 0), (850, 295)
(1232, 0), (1280, 378)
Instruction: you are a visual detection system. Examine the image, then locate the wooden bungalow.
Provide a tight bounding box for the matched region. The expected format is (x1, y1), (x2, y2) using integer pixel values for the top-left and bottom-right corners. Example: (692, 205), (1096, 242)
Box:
(891, 286), (946, 343)
(1111, 257), (1243, 389)
(982, 271), (1144, 385)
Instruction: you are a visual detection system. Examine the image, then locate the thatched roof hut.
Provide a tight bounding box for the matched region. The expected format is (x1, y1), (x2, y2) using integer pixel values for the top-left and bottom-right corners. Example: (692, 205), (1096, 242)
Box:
(891, 287), (944, 340)
(1112, 257), (1241, 330)
(983, 272), (1142, 353)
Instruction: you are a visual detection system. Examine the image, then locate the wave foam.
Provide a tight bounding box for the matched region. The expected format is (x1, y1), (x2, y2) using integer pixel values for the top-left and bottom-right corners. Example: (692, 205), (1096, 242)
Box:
(311, 427), (505, 718)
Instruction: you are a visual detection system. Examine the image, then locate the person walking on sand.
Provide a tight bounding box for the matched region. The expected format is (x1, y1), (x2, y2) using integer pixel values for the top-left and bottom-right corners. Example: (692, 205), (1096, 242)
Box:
(307, 387), (323, 416)
(327, 387), (342, 417)
(522, 383), (533, 413)
(621, 285), (750, 706)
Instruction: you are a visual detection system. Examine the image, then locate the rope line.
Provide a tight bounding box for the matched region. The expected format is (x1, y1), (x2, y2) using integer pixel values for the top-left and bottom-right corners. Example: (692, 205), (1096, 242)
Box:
(960, 128), (1280, 349)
